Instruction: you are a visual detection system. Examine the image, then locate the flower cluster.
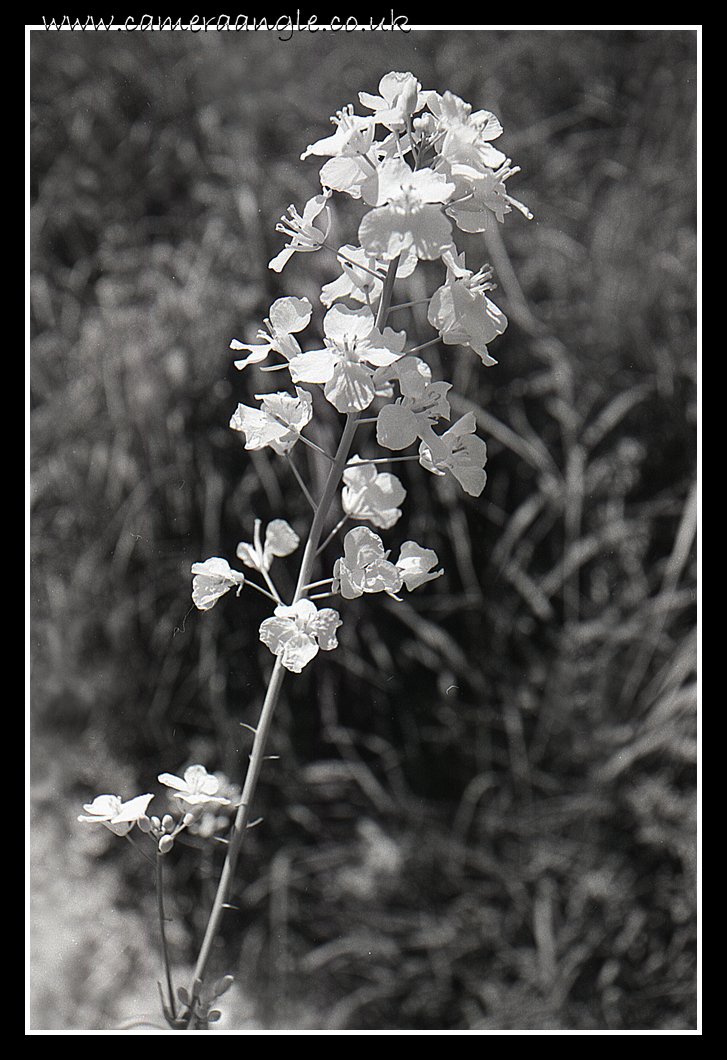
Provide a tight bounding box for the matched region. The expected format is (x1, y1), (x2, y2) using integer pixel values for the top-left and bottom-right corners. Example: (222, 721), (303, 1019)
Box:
(188, 72), (530, 671)
(78, 765), (233, 853)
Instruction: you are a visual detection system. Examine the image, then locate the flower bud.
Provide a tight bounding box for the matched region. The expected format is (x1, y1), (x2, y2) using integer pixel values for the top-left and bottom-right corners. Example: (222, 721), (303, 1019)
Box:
(158, 833), (175, 855)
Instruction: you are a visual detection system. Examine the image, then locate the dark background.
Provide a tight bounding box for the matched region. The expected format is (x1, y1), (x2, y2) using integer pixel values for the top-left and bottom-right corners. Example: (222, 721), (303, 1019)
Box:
(29, 28), (698, 1030)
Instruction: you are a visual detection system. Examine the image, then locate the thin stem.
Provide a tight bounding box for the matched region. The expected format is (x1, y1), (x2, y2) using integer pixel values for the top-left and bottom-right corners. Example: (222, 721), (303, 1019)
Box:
(303, 577), (335, 591)
(296, 434), (335, 462)
(183, 254), (401, 1024)
(406, 336), (441, 355)
(245, 579), (281, 605)
(286, 452), (318, 511)
(123, 830), (155, 866)
(185, 656), (287, 1016)
(388, 299), (431, 311)
(260, 567), (283, 605)
(346, 454), (421, 466)
(156, 849), (177, 1023)
(316, 514), (349, 556)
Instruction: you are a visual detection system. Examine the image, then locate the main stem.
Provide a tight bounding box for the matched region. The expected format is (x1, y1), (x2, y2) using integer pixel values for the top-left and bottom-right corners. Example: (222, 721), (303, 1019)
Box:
(183, 254), (401, 1021)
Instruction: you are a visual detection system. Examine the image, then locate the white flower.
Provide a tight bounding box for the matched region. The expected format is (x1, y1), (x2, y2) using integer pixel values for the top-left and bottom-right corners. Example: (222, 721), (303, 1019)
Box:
(230, 296), (312, 369)
(259, 598), (342, 673)
(358, 72), (424, 131)
(418, 412), (488, 497)
(395, 541), (443, 590)
(236, 518), (300, 573)
(332, 527), (443, 599)
(158, 765), (231, 808)
(445, 160), (533, 230)
(428, 249), (507, 364)
(191, 558), (246, 610)
(229, 387), (313, 454)
(289, 304), (406, 414)
(332, 526), (402, 599)
(362, 158), (455, 208)
(359, 193), (453, 262)
(342, 458), (406, 529)
(320, 245), (418, 307)
(78, 793), (154, 836)
(301, 104), (375, 160)
(269, 193), (332, 272)
(425, 90), (507, 170)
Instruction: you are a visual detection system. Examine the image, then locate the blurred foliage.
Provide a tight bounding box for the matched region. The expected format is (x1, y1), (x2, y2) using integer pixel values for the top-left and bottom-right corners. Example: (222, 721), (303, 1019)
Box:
(29, 29), (697, 1030)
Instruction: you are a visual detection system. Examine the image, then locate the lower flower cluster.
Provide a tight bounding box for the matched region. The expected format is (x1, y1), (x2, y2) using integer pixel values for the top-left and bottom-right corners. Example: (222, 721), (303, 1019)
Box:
(190, 521), (442, 673)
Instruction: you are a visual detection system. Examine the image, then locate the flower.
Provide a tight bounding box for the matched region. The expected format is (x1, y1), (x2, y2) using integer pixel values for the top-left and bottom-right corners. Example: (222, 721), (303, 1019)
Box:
(301, 104), (375, 160)
(362, 158), (455, 209)
(395, 541), (443, 590)
(418, 412), (488, 497)
(191, 558), (246, 610)
(318, 153), (375, 200)
(332, 526), (443, 599)
(332, 526), (402, 599)
(320, 245), (418, 307)
(230, 296), (312, 369)
(236, 518), (300, 573)
(358, 72), (424, 131)
(373, 356), (452, 451)
(229, 387), (313, 454)
(269, 192), (332, 272)
(289, 304), (406, 414)
(342, 457), (406, 529)
(259, 598), (342, 673)
(158, 765), (231, 808)
(445, 159), (533, 230)
(425, 90), (507, 170)
(78, 793), (154, 836)
(427, 249), (507, 364)
(359, 191), (453, 262)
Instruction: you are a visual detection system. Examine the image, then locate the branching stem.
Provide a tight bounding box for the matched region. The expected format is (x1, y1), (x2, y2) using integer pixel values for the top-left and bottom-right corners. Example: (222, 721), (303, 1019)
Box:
(182, 253), (401, 1023)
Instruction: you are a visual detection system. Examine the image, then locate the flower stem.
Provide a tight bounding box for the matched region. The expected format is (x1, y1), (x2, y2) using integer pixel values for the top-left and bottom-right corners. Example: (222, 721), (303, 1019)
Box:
(156, 848), (177, 1024)
(182, 254), (401, 1023)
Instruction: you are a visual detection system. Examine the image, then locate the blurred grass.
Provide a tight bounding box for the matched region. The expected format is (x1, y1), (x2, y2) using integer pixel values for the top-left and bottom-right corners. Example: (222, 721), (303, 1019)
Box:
(29, 29), (698, 1030)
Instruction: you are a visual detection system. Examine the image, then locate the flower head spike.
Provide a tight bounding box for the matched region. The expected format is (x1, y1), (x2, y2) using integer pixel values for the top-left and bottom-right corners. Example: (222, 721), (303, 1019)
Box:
(342, 457), (406, 529)
(259, 598), (342, 673)
(231, 296), (312, 369)
(158, 765), (231, 808)
(191, 558), (246, 610)
(78, 793), (154, 836)
(269, 193), (332, 273)
(236, 518), (300, 573)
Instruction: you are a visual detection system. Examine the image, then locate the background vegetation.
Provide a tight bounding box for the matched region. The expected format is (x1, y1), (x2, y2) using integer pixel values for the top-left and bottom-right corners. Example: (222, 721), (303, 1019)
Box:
(29, 28), (698, 1030)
